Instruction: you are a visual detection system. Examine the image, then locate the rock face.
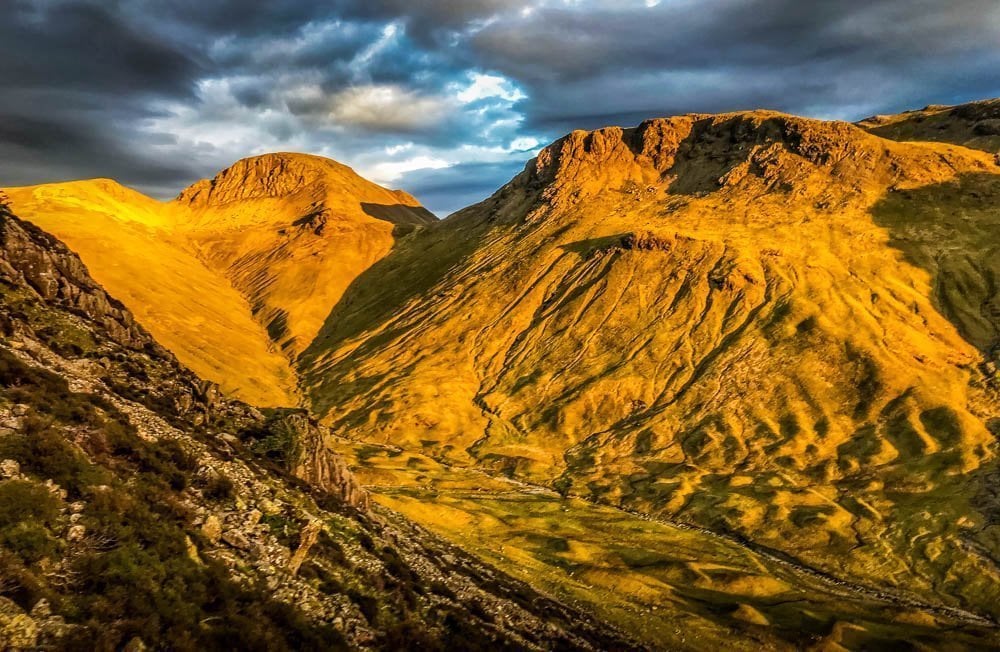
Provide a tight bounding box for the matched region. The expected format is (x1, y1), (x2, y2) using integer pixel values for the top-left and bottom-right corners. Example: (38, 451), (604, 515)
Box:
(0, 201), (638, 650)
(0, 198), (148, 350)
(300, 107), (1000, 620)
(287, 413), (370, 511)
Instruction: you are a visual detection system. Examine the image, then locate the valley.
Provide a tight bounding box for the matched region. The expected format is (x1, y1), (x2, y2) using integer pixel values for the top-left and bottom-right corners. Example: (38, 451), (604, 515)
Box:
(4, 98), (1000, 649)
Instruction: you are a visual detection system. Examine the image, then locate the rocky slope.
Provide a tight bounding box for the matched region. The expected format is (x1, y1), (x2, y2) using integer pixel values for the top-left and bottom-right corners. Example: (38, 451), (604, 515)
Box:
(0, 195), (637, 650)
(5, 154), (435, 405)
(300, 107), (1000, 622)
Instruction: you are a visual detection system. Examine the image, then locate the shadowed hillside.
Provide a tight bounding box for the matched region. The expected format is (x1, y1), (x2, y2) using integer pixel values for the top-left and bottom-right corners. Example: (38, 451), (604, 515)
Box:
(858, 99), (1000, 154)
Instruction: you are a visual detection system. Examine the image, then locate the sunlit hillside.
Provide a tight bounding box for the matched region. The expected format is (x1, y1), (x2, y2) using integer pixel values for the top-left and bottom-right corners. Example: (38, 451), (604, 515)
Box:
(300, 108), (1000, 622)
(6, 154), (435, 406)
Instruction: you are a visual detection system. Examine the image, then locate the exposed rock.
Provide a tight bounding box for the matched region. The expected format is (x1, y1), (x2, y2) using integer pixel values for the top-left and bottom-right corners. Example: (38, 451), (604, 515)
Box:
(280, 412), (369, 510)
(0, 459), (20, 478)
(619, 231), (674, 252)
(288, 520), (322, 576)
(0, 597), (38, 649)
(201, 514), (222, 544)
(0, 205), (150, 349)
(122, 637), (148, 652)
(221, 529), (251, 551)
(29, 599), (51, 620)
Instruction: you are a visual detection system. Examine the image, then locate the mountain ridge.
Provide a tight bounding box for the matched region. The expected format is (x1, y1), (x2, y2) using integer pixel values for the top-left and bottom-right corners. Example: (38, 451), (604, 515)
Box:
(298, 102), (1000, 624)
(5, 152), (438, 405)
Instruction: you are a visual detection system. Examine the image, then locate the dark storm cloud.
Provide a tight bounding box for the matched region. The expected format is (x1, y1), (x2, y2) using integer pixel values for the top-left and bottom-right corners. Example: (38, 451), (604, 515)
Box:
(467, 0), (1000, 130)
(0, 0), (203, 189)
(0, 0), (998, 213)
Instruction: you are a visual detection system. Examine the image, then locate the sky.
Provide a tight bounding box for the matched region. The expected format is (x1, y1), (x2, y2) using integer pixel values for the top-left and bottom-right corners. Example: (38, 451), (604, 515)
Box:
(1, 0), (999, 216)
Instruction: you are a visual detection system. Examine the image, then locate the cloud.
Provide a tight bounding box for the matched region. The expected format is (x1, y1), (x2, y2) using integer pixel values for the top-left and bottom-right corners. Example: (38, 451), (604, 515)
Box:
(325, 85), (456, 132)
(1, 0), (998, 214)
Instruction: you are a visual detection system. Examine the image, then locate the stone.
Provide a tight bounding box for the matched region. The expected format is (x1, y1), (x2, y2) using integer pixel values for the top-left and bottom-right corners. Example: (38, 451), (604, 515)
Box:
(67, 524), (86, 542)
(731, 604), (770, 626)
(123, 637), (148, 652)
(30, 599), (52, 620)
(221, 530), (251, 551)
(185, 536), (203, 565)
(0, 459), (20, 478)
(0, 596), (38, 649)
(288, 520), (323, 576)
(218, 433), (240, 446)
(202, 514), (223, 544)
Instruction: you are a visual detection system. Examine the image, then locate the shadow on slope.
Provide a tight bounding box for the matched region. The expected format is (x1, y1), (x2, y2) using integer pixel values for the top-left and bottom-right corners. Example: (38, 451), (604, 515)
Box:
(298, 208), (488, 379)
(870, 172), (1000, 361)
(360, 201), (437, 228)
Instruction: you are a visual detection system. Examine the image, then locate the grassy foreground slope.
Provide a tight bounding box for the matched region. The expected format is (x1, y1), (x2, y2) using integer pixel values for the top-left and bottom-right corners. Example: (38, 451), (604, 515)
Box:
(301, 108), (1000, 621)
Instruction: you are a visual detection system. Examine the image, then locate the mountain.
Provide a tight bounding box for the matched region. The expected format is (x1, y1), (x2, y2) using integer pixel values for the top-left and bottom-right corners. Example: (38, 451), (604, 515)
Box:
(174, 153), (435, 358)
(0, 195), (637, 650)
(5, 100), (1000, 648)
(299, 107), (1000, 624)
(5, 154), (435, 406)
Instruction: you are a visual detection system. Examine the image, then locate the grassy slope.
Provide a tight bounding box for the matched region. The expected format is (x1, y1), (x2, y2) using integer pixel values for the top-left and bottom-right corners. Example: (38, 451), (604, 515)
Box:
(4, 154), (436, 406)
(301, 111), (1000, 622)
(857, 99), (1000, 153)
(338, 439), (1000, 650)
(4, 180), (299, 406)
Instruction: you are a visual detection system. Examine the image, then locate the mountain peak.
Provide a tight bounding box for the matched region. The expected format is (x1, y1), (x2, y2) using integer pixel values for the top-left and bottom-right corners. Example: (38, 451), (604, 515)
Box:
(176, 152), (360, 206)
(525, 112), (874, 195)
(502, 109), (998, 221)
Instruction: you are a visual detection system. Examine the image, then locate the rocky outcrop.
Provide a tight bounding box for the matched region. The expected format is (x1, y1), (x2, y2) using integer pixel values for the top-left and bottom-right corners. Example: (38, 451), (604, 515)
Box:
(276, 411), (370, 510)
(176, 152), (435, 227)
(0, 203), (149, 349)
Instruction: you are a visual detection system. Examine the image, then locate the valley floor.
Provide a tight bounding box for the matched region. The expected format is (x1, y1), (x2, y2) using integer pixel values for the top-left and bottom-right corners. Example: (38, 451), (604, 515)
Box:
(333, 438), (1000, 650)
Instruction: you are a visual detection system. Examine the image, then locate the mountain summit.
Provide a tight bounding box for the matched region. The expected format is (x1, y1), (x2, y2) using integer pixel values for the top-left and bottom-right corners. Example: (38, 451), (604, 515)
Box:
(4, 100), (1000, 648)
(5, 154), (435, 405)
(299, 106), (1000, 621)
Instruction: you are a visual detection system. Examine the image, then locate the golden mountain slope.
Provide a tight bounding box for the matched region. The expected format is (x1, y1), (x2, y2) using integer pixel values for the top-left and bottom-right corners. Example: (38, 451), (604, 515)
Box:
(301, 109), (1000, 617)
(5, 154), (434, 405)
(175, 153), (435, 356)
(4, 179), (299, 406)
